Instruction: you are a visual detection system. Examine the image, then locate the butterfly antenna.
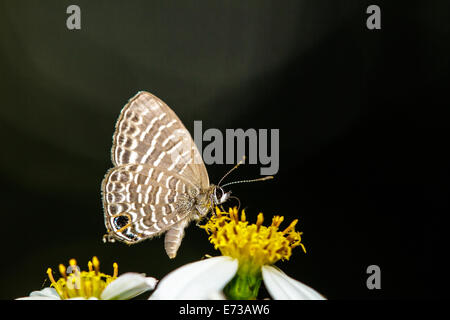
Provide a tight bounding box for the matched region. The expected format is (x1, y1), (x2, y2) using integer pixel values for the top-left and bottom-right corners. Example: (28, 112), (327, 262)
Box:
(221, 175), (274, 188)
(217, 155), (246, 186)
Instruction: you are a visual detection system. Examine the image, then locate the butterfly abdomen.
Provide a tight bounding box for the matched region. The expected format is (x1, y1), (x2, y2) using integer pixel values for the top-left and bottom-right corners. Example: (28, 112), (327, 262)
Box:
(164, 219), (190, 259)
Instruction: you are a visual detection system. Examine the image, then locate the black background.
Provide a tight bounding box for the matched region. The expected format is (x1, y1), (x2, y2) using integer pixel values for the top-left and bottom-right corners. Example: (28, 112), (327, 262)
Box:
(0, 1), (448, 300)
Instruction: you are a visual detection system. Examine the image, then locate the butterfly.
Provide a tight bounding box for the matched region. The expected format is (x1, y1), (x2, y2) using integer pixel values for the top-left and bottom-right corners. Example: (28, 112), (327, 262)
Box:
(101, 91), (232, 258)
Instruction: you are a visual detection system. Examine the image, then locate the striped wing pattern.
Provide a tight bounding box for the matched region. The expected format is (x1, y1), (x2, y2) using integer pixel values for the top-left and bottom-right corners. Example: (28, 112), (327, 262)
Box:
(102, 164), (197, 242)
(111, 91), (208, 188)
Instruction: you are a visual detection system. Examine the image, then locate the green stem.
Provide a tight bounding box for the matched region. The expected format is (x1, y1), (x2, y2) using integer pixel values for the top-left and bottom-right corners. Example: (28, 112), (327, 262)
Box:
(223, 263), (262, 300)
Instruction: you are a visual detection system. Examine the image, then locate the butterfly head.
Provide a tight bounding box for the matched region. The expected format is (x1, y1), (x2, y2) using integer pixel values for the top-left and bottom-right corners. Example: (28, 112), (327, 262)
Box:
(212, 185), (231, 205)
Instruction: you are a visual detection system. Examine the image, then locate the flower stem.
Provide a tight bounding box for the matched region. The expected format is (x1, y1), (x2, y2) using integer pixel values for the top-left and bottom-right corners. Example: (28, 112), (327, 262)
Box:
(224, 263), (262, 300)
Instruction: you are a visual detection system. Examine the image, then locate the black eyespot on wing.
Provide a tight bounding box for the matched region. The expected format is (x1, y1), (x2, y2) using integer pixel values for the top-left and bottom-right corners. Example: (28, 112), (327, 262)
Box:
(114, 215), (129, 229)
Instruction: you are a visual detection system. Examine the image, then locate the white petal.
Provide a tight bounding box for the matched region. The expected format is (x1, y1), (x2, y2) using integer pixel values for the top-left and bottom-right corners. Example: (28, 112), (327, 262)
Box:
(16, 287), (61, 300)
(262, 265), (326, 300)
(100, 273), (158, 300)
(16, 296), (60, 300)
(150, 256), (238, 300)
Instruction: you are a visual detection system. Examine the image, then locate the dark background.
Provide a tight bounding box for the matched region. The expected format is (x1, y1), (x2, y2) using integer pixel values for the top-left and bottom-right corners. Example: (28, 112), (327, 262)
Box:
(0, 1), (448, 300)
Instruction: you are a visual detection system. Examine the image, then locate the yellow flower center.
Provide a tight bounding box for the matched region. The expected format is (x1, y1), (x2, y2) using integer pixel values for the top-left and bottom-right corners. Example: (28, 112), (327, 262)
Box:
(201, 207), (306, 269)
(46, 256), (118, 299)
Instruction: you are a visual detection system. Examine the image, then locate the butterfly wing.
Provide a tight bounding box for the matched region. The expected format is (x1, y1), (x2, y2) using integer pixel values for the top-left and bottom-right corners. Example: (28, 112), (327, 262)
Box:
(111, 91), (209, 189)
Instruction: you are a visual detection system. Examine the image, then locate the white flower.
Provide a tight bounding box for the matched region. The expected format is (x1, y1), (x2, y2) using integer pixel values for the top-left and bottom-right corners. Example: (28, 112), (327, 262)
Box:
(16, 257), (157, 300)
(150, 207), (325, 300)
(149, 256), (324, 300)
(17, 273), (157, 300)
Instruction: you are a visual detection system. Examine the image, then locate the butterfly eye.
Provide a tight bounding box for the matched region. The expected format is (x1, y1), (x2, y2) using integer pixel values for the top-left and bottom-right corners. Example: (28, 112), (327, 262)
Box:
(113, 215), (130, 229)
(215, 187), (224, 200)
